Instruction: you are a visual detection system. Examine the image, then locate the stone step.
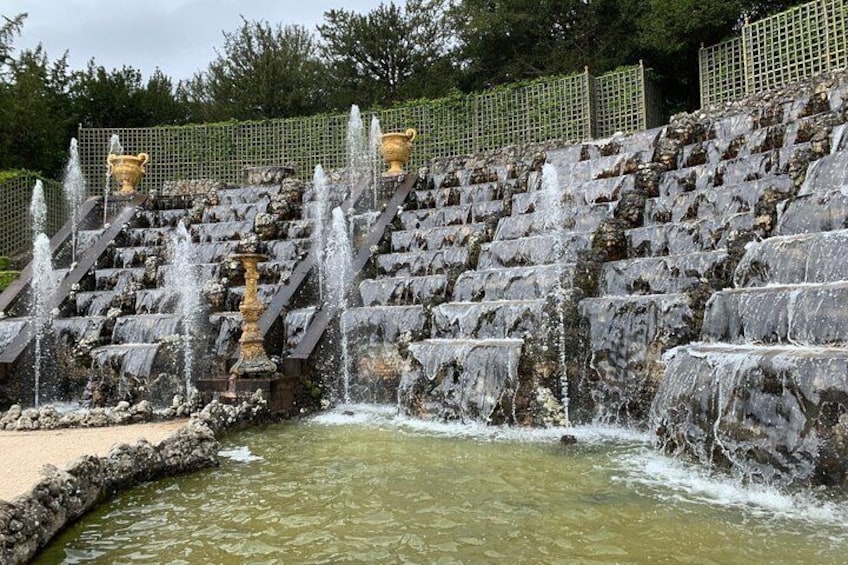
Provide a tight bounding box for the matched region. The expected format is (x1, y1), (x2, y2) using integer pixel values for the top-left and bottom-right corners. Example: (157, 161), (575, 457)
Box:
(208, 312), (242, 358)
(580, 293), (696, 423)
(156, 263), (220, 286)
(109, 246), (162, 268)
(134, 289), (178, 314)
(431, 299), (546, 339)
(627, 212), (754, 257)
(340, 305), (428, 404)
(225, 284), (281, 311)
(137, 209), (187, 229)
(88, 343), (163, 380)
(734, 229), (848, 287)
(192, 220), (255, 242)
(511, 175), (635, 210)
(399, 338), (525, 423)
(124, 227), (174, 247)
(658, 152), (779, 199)
(390, 223), (490, 253)
(644, 177), (795, 226)
(654, 342), (848, 485)
(52, 316), (108, 343)
(201, 202), (267, 223)
(216, 185), (281, 205)
(75, 291), (119, 317)
(111, 314), (181, 344)
(776, 189), (848, 236)
(0, 319), (28, 352)
(478, 232), (591, 268)
(413, 181), (506, 209)
(453, 264), (570, 302)
(265, 238), (311, 262)
(281, 307), (316, 354)
(399, 201), (505, 231)
(703, 280), (848, 345)
(94, 268), (146, 293)
(494, 204), (613, 240)
(359, 275), (449, 307)
(375, 248), (472, 278)
(601, 250), (730, 296)
(546, 150), (647, 184)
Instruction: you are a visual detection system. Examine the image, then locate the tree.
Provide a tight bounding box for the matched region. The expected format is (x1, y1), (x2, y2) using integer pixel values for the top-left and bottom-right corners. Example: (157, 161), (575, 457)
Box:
(0, 13), (26, 76)
(318, 1), (457, 108)
(191, 18), (325, 121)
(450, 0), (596, 89)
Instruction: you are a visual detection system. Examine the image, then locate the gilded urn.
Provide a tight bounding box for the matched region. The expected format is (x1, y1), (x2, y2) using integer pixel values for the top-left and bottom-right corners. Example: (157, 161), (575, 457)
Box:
(380, 128), (417, 176)
(107, 152), (150, 194)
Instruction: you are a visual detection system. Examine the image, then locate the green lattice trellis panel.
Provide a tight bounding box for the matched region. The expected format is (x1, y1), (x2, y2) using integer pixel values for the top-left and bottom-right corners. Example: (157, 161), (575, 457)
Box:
(700, 38), (746, 106)
(0, 174), (65, 256)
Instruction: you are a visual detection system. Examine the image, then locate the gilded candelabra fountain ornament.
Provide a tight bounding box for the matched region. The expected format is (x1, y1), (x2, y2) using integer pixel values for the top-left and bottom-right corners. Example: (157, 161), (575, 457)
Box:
(107, 152), (150, 194)
(380, 128), (417, 176)
(229, 253), (277, 377)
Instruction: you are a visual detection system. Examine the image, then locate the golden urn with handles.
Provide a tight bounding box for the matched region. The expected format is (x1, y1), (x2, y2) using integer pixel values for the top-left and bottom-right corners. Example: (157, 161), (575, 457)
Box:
(380, 128), (417, 176)
(107, 152), (150, 194)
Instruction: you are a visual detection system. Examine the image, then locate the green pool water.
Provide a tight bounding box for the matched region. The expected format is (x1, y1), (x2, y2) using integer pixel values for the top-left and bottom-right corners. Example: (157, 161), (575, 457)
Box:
(35, 405), (848, 564)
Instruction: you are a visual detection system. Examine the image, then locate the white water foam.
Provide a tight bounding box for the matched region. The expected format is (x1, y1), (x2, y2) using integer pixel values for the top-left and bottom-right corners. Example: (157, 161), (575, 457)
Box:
(219, 446), (264, 463)
(614, 448), (848, 531)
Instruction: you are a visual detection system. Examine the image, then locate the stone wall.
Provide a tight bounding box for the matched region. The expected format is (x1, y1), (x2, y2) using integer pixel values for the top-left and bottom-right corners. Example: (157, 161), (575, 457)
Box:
(0, 393), (271, 564)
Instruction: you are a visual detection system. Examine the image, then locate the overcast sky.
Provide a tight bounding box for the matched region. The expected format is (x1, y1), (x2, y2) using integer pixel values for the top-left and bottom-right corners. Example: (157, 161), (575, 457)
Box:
(4, 0), (388, 81)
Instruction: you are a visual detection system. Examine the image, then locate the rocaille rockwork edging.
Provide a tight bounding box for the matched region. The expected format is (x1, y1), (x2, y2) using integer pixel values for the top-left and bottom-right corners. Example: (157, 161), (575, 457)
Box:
(0, 392), (271, 565)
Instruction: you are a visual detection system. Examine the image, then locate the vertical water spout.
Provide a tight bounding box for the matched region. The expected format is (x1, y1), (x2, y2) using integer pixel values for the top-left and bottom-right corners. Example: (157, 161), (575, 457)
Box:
(313, 165), (330, 301)
(63, 138), (86, 263)
(369, 116), (383, 208)
(31, 232), (57, 408)
(325, 207), (354, 403)
(541, 163), (571, 425)
(168, 221), (202, 395)
(105, 134), (123, 225)
(347, 105), (368, 194)
(30, 180), (47, 237)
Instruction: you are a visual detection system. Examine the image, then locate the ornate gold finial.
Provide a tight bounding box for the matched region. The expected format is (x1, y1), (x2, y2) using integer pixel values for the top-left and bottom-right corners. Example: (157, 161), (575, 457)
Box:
(380, 128), (417, 176)
(107, 152), (150, 194)
(229, 253), (277, 376)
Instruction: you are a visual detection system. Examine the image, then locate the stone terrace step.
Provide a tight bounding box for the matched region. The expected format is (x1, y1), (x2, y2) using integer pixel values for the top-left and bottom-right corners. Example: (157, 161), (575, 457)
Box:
(478, 233), (591, 268)
(453, 264), (571, 302)
(192, 220), (255, 242)
(734, 229), (848, 287)
(94, 268), (146, 293)
(413, 181), (511, 209)
(600, 250), (730, 296)
(494, 203), (613, 240)
(399, 201), (505, 231)
(75, 291), (118, 317)
(645, 177), (795, 226)
(201, 202), (267, 223)
(658, 152), (779, 198)
(359, 275), (449, 307)
(342, 305), (427, 345)
(627, 212), (754, 257)
(546, 150), (648, 184)
(375, 248), (471, 278)
(111, 314), (180, 344)
(52, 316), (107, 343)
(431, 299), (545, 339)
(777, 189), (848, 236)
(400, 338), (524, 422)
(89, 343), (162, 380)
(216, 185), (281, 205)
(703, 281), (848, 346)
(390, 223), (490, 253)
(512, 175), (635, 210)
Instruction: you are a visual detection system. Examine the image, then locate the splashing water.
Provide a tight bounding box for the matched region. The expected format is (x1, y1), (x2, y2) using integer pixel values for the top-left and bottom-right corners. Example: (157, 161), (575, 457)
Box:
(312, 165), (330, 302)
(369, 116), (383, 207)
(347, 105), (369, 192)
(63, 138), (86, 263)
(167, 221), (203, 395)
(104, 134), (123, 225)
(324, 207), (354, 402)
(29, 180), (47, 237)
(541, 163), (570, 425)
(31, 232), (57, 407)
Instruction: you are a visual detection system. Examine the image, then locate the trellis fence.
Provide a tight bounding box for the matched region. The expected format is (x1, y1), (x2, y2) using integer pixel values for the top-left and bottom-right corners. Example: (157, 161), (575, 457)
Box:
(700, 0), (848, 106)
(77, 64), (660, 193)
(0, 174), (65, 257)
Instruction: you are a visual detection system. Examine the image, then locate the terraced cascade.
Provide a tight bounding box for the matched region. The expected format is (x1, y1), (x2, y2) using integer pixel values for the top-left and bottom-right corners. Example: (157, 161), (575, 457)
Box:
(652, 127), (848, 488)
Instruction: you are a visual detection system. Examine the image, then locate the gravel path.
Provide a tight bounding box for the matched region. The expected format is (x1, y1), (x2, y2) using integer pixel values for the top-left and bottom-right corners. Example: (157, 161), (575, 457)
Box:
(0, 420), (187, 502)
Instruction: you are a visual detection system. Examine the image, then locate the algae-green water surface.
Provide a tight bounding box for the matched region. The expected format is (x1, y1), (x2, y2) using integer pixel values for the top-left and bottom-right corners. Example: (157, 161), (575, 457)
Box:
(36, 406), (848, 563)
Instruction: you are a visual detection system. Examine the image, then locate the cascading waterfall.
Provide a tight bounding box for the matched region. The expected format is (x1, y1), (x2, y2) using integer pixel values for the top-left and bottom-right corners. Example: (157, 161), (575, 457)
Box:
(167, 221), (202, 395)
(369, 116), (383, 207)
(313, 165), (330, 301)
(105, 134), (123, 225)
(62, 138), (86, 263)
(541, 163), (571, 425)
(324, 207), (354, 403)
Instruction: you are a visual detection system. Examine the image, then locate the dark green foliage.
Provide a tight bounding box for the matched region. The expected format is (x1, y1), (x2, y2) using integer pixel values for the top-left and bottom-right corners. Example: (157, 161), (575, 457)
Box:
(318, 0), (457, 108)
(187, 18), (325, 121)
